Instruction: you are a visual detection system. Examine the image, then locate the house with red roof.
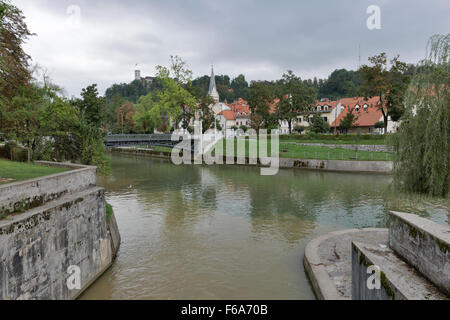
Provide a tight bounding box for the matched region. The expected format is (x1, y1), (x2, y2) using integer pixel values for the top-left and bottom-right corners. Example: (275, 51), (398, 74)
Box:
(331, 97), (385, 134)
(217, 98), (251, 136)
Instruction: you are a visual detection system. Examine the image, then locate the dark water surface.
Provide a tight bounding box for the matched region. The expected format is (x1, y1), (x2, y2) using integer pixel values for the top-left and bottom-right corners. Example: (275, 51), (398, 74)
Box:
(80, 154), (449, 300)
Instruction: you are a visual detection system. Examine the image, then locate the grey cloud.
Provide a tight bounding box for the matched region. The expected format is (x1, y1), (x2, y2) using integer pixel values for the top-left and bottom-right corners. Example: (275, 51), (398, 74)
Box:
(14, 0), (450, 96)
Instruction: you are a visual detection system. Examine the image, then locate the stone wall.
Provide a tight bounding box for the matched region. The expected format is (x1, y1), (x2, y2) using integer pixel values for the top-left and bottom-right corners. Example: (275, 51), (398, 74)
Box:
(0, 162), (120, 300)
(288, 143), (391, 152)
(111, 148), (393, 174)
(389, 211), (450, 294)
(0, 162), (97, 218)
(351, 211), (449, 300)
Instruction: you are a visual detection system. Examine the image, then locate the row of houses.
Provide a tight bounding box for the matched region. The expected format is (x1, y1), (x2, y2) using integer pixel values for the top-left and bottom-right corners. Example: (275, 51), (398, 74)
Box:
(214, 96), (398, 135)
(206, 67), (398, 135)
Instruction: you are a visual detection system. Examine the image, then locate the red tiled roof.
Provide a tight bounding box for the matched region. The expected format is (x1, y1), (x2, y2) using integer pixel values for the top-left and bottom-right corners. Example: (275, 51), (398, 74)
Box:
(315, 100), (338, 109)
(218, 110), (236, 121)
(332, 97), (383, 127)
(228, 98), (251, 119)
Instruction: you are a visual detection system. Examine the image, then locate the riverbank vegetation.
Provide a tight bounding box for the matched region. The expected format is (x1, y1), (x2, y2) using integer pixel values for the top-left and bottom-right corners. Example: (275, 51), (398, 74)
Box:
(0, 158), (67, 184)
(0, 2), (109, 174)
(391, 34), (450, 197)
(212, 138), (393, 161)
(279, 133), (387, 145)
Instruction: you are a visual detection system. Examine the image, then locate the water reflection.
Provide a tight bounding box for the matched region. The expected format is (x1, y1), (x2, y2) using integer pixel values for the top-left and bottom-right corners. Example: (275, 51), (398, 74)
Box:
(80, 155), (448, 300)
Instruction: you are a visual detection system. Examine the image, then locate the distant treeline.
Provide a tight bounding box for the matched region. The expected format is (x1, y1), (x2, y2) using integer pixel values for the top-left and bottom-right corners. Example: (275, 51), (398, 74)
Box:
(105, 65), (418, 104)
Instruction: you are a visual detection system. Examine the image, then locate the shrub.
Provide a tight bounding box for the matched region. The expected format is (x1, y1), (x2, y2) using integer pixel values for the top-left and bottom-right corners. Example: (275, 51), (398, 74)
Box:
(1, 142), (28, 162)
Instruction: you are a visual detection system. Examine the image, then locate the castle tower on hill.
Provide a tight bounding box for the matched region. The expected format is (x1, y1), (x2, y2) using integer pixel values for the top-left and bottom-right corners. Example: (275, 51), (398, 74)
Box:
(208, 65), (220, 103)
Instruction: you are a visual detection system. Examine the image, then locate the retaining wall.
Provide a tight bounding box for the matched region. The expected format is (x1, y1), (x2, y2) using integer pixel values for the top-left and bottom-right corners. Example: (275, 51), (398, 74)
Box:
(0, 162), (97, 218)
(389, 211), (450, 295)
(287, 143), (391, 152)
(110, 148), (393, 173)
(0, 162), (120, 300)
(351, 241), (446, 300)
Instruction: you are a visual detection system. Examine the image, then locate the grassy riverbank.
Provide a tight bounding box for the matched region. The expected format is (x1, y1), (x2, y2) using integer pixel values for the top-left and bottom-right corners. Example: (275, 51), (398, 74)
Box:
(279, 134), (387, 145)
(213, 139), (394, 161)
(0, 158), (67, 184)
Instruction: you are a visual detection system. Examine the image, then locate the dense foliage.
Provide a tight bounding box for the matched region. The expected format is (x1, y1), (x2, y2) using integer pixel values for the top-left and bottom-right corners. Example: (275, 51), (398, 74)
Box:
(0, 2), (109, 174)
(391, 34), (449, 197)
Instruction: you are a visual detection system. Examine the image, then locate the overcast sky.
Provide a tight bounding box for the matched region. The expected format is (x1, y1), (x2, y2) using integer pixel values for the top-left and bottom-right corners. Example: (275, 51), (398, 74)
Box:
(13, 0), (450, 97)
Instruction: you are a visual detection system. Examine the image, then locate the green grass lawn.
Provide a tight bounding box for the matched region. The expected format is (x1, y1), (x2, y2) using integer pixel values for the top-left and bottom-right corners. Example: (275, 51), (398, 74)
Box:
(0, 159), (68, 184)
(280, 138), (387, 145)
(212, 139), (393, 161)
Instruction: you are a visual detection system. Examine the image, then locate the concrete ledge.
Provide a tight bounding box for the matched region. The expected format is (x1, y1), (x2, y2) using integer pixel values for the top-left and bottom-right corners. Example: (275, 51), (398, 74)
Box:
(0, 187), (113, 300)
(0, 162), (97, 218)
(303, 228), (388, 300)
(352, 241), (447, 300)
(389, 211), (450, 295)
(110, 148), (393, 174)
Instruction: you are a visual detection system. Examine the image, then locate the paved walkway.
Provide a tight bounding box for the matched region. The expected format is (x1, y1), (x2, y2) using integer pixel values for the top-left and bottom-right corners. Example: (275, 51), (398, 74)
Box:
(303, 228), (389, 300)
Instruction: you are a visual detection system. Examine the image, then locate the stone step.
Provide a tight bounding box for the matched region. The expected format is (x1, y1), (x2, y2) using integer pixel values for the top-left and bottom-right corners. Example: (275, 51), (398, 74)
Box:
(0, 162), (97, 218)
(389, 211), (450, 295)
(352, 241), (447, 300)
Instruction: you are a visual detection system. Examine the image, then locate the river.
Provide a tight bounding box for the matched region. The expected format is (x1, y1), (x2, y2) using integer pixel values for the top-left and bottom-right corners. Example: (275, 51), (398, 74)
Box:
(80, 154), (449, 300)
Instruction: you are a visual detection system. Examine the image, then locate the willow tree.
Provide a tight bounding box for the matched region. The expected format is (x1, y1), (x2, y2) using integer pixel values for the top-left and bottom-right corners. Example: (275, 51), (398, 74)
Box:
(391, 34), (449, 197)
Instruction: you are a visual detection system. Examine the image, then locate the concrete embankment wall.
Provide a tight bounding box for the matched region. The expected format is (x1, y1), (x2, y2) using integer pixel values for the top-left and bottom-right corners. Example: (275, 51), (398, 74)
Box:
(0, 162), (96, 218)
(286, 142), (391, 153)
(0, 162), (120, 300)
(352, 211), (449, 300)
(389, 211), (450, 295)
(110, 147), (393, 174)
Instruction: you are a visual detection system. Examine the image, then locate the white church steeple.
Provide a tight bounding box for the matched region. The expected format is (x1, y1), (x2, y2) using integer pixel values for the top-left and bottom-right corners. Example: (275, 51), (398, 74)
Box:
(208, 65), (220, 102)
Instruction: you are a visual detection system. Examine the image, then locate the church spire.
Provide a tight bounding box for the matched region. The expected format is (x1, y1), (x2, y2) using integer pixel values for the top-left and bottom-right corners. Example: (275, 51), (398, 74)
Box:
(208, 65), (220, 102)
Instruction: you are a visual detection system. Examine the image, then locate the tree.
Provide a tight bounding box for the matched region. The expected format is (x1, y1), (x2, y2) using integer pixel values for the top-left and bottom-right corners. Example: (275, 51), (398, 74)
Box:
(105, 93), (125, 133)
(339, 108), (358, 133)
(391, 34), (449, 197)
(149, 65), (196, 131)
(73, 84), (106, 129)
(116, 101), (136, 134)
(310, 113), (330, 134)
(0, 84), (47, 161)
(169, 55), (193, 85)
(133, 91), (158, 133)
(231, 74), (250, 101)
(239, 125), (248, 133)
(359, 53), (410, 134)
(293, 124), (305, 134)
(318, 69), (363, 100)
(197, 95), (215, 133)
(374, 121), (384, 129)
(248, 81), (276, 131)
(0, 1), (33, 100)
(275, 70), (317, 134)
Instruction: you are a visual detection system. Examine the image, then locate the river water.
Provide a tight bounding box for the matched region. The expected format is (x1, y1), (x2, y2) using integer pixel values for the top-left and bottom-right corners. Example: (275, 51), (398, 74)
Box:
(80, 154), (449, 300)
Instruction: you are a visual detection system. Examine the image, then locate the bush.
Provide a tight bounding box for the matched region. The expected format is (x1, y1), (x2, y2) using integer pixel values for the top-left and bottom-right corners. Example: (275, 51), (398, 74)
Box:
(0, 142), (28, 162)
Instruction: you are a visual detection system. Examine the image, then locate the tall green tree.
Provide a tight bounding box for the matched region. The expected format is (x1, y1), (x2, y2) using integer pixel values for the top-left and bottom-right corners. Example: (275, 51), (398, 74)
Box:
(310, 113), (330, 134)
(0, 1), (33, 100)
(248, 81), (276, 131)
(339, 108), (358, 133)
(391, 34), (449, 197)
(275, 70), (317, 134)
(133, 92), (157, 133)
(73, 84), (106, 129)
(149, 65), (196, 132)
(359, 53), (410, 134)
